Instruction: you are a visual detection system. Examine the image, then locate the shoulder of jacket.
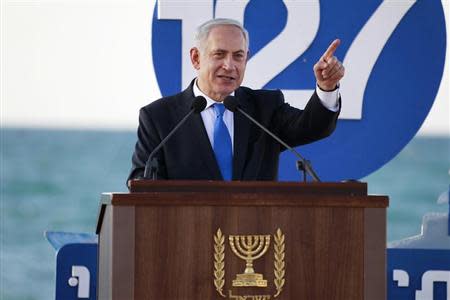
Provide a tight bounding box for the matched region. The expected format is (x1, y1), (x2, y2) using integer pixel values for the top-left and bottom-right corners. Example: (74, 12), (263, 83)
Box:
(237, 87), (284, 108)
(238, 86), (282, 97)
(141, 81), (195, 113)
(140, 92), (185, 113)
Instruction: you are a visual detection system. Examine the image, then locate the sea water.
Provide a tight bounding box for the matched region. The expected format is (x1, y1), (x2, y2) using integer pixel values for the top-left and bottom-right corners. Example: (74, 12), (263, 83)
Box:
(1, 128), (449, 300)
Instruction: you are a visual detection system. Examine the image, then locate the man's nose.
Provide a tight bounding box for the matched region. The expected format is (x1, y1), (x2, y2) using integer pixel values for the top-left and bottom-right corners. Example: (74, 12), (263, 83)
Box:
(222, 56), (234, 70)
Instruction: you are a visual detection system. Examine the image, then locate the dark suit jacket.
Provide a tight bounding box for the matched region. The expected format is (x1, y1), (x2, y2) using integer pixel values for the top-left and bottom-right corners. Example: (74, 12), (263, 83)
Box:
(128, 81), (339, 182)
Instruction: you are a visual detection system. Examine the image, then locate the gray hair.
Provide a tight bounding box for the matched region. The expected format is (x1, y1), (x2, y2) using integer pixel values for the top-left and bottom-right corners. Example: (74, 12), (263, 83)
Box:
(194, 18), (249, 51)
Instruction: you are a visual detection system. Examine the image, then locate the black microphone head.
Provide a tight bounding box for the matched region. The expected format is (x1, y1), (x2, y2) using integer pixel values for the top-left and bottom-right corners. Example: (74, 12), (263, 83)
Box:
(191, 96), (207, 113)
(223, 95), (240, 112)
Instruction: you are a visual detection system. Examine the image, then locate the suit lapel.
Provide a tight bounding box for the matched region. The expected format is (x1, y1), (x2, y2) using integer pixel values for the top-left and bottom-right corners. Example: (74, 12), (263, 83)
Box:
(232, 88), (252, 180)
(174, 83), (253, 180)
(175, 84), (223, 180)
(190, 113), (223, 179)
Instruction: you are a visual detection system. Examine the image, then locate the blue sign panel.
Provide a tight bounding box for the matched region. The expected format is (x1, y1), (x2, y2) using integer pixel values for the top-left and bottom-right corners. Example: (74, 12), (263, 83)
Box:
(151, 0), (446, 181)
(388, 248), (450, 300)
(55, 243), (97, 300)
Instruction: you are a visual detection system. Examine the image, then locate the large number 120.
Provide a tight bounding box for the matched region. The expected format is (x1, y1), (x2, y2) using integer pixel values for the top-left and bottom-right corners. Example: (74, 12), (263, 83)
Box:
(157, 0), (415, 119)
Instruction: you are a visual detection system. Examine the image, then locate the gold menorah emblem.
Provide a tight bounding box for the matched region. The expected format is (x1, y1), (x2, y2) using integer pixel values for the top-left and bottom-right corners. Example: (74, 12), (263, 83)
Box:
(228, 234), (271, 287)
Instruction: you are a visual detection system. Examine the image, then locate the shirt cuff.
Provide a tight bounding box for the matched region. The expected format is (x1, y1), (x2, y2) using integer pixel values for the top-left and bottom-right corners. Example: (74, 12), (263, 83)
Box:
(315, 85), (340, 112)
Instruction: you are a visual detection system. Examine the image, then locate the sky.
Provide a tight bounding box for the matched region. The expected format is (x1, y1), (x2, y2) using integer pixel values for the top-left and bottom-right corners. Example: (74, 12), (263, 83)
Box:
(1, 0), (449, 135)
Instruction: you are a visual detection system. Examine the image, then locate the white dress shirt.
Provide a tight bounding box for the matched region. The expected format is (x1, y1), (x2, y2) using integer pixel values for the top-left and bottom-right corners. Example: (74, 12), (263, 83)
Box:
(193, 79), (340, 152)
(194, 81), (235, 152)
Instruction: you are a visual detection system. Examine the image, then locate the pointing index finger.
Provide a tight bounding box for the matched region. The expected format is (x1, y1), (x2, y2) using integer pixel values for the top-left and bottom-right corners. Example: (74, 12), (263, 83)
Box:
(322, 39), (341, 61)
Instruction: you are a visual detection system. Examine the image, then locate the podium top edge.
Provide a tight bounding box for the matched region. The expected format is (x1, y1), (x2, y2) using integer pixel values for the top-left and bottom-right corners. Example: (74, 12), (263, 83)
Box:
(127, 180), (368, 194)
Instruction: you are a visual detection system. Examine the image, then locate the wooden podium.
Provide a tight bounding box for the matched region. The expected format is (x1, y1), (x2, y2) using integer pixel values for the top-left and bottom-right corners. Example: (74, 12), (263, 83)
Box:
(96, 181), (388, 300)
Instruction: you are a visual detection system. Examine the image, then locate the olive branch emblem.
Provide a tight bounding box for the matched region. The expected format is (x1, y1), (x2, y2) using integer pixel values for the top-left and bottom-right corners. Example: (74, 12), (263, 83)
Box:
(214, 228), (226, 297)
(214, 228), (286, 298)
(273, 228), (285, 297)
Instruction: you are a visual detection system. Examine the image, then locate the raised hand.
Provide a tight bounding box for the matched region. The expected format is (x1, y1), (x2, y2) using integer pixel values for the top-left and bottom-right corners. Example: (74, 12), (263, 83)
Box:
(313, 39), (345, 91)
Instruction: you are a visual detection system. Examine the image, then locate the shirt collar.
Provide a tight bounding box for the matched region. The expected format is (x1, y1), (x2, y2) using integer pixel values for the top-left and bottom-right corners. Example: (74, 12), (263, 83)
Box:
(193, 78), (235, 110)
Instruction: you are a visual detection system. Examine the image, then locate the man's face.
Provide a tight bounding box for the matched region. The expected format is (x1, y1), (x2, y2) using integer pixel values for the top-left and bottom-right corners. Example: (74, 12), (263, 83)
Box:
(190, 25), (248, 102)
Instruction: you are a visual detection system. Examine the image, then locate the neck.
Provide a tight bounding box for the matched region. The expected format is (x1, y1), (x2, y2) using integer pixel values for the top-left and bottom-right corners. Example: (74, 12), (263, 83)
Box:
(196, 80), (227, 102)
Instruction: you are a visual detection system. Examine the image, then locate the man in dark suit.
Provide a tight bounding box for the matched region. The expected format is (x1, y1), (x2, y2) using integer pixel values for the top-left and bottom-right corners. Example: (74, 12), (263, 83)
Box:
(128, 18), (345, 182)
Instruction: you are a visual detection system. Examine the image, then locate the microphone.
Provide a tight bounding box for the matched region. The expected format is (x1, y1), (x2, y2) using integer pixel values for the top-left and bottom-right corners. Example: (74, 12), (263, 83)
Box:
(143, 96), (207, 179)
(223, 95), (321, 182)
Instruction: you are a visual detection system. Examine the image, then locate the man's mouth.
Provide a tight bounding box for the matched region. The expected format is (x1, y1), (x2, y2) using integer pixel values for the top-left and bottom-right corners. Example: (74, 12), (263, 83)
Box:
(217, 75), (235, 81)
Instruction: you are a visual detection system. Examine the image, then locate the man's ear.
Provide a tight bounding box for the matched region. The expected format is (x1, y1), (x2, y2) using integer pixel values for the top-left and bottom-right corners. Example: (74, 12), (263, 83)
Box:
(190, 47), (201, 70)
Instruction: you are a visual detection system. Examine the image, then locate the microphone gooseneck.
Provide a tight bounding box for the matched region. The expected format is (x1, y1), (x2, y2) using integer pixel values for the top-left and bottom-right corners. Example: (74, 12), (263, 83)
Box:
(143, 96), (207, 179)
(223, 96), (320, 182)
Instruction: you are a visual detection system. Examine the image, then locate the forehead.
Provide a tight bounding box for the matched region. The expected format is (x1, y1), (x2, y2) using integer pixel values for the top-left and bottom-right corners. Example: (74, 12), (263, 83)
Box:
(204, 25), (247, 51)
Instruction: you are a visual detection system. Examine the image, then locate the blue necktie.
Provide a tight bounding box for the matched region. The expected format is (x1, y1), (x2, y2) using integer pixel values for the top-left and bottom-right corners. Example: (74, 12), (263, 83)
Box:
(213, 104), (232, 180)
